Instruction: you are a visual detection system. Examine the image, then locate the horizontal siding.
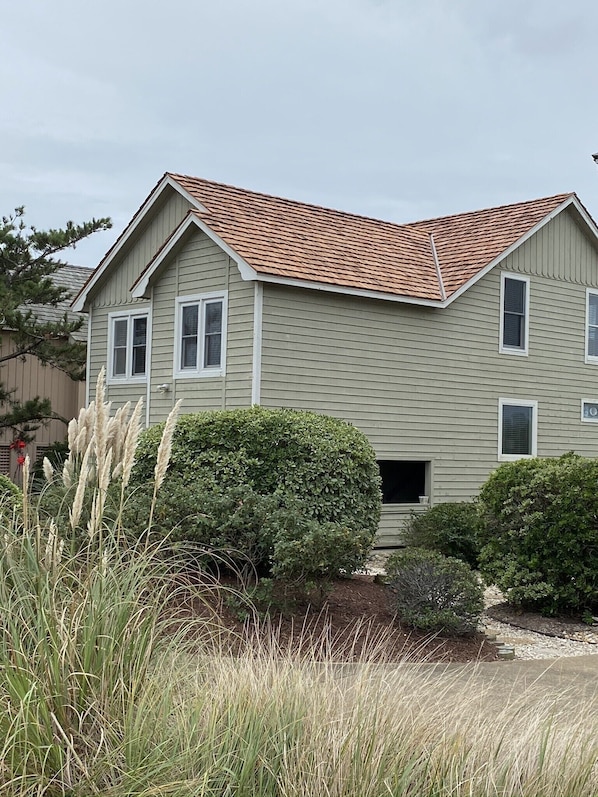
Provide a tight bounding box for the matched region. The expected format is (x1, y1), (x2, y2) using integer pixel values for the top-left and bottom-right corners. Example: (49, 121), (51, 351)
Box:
(260, 216), (598, 544)
(92, 188), (191, 308)
(148, 230), (254, 424)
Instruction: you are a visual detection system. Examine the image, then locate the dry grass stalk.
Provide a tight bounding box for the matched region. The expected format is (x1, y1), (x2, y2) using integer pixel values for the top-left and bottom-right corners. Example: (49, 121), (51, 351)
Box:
(148, 399), (182, 530)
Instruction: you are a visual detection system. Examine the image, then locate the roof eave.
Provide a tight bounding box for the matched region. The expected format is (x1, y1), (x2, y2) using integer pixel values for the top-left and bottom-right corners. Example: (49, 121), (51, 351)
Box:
(72, 174), (206, 312)
(443, 195), (583, 306)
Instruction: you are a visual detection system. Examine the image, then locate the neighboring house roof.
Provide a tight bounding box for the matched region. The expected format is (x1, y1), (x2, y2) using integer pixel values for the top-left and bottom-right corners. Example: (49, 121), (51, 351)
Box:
(73, 173), (598, 311)
(30, 265), (93, 342)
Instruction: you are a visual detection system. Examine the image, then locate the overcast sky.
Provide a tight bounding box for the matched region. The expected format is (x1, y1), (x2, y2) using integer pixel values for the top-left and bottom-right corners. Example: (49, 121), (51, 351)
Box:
(2, 0), (598, 268)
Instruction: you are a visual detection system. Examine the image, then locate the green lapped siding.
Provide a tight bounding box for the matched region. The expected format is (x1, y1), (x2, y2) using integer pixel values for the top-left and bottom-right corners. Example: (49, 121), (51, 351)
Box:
(91, 188), (191, 308)
(259, 211), (598, 545)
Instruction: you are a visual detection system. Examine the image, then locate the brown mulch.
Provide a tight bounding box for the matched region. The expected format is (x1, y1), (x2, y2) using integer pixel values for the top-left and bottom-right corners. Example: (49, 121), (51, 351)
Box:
(171, 574), (499, 664)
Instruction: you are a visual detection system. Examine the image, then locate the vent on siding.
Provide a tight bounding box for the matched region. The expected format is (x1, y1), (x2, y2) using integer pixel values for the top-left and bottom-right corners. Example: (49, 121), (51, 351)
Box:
(0, 446), (10, 475)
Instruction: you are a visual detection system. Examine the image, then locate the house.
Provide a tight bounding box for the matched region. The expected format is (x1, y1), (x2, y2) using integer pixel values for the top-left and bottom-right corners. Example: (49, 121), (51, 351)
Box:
(0, 265), (91, 478)
(73, 174), (598, 546)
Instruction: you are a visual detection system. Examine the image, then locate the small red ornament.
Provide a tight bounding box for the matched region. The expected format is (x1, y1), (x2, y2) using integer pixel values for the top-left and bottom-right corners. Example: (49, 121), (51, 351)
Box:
(16, 455), (26, 466)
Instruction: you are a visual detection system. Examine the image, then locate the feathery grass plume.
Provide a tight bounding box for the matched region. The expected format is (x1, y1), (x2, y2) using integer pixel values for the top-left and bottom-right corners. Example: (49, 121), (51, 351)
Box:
(93, 367), (109, 483)
(22, 454), (30, 531)
(121, 397), (144, 487)
(148, 399), (182, 530)
(70, 441), (92, 533)
(42, 457), (54, 483)
(67, 417), (78, 452)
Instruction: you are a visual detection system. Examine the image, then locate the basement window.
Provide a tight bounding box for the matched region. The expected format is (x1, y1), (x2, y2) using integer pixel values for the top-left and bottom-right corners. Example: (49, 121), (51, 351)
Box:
(377, 460), (430, 504)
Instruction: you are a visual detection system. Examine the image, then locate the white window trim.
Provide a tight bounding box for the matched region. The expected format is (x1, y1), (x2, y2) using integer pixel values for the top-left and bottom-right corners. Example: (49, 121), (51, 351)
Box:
(585, 289), (598, 365)
(107, 308), (150, 384)
(498, 398), (538, 461)
(499, 272), (530, 356)
(581, 399), (598, 423)
(174, 291), (228, 379)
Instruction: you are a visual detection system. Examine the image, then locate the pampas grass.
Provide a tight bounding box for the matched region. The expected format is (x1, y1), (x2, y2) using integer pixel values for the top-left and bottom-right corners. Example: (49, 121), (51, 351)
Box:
(4, 380), (598, 796)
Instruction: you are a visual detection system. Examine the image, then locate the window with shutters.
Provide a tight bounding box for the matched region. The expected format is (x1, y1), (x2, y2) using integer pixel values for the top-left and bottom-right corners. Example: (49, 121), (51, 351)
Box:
(174, 292), (227, 378)
(107, 310), (149, 382)
(499, 273), (529, 355)
(498, 398), (537, 460)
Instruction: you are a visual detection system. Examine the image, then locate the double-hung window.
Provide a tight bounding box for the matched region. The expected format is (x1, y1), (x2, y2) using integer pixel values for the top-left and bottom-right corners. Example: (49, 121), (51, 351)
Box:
(175, 292), (227, 378)
(585, 290), (598, 364)
(498, 398), (537, 460)
(108, 310), (148, 382)
(500, 273), (529, 355)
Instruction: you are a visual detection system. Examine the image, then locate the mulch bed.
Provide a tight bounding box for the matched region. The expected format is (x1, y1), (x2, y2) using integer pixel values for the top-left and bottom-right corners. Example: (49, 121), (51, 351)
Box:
(171, 574), (499, 664)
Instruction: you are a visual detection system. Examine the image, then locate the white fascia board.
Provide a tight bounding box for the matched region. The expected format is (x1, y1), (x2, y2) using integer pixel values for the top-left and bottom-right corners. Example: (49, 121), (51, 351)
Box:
(131, 214), (258, 298)
(134, 213), (445, 307)
(72, 175), (206, 312)
(443, 196), (578, 307)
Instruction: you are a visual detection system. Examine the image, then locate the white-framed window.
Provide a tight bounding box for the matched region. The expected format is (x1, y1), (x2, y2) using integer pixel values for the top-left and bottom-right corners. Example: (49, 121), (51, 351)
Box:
(585, 289), (598, 364)
(499, 273), (529, 356)
(498, 398), (537, 461)
(174, 291), (227, 378)
(581, 399), (598, 423)
(107, 309), (149, 382)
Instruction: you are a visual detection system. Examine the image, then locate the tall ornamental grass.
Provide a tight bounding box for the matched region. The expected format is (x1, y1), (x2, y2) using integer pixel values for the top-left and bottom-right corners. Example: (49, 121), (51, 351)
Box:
(1, 370), (597, 795)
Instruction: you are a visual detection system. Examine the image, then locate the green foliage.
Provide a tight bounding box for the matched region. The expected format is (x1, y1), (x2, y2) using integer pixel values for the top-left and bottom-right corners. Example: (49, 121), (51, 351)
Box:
(385, 548), (484, 634)
(131, 408), (381, 590)
(402, 501), (482, 568)
(0, 207), (111, 438)
(478, 453), (598, 615)
(0, 472), (21, 516)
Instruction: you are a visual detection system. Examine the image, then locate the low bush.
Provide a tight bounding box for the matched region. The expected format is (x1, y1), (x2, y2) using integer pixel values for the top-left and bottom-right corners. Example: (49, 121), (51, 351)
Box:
(0, 472), (21, 517)
(385, 548), (484, 634)
(478, 453), (598, 615)
(402, 501), (482, 568)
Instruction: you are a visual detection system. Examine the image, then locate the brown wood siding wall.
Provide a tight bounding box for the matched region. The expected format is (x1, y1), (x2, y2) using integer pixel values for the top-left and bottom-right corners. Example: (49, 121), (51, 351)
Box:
(0, 332), (83, 478)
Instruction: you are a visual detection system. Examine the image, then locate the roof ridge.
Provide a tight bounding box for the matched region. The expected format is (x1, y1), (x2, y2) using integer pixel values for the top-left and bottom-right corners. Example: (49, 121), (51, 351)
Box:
(168, 172), (430, 236)
(405, 192), (575, 228)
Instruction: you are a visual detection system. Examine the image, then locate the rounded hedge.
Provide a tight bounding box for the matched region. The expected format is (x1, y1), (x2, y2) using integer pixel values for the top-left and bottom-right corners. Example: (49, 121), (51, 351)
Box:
(385, 547), (484, 635)
(402, 502), (482, 568)
(478, 453), (598, 615)
(131, 407), (382, 575)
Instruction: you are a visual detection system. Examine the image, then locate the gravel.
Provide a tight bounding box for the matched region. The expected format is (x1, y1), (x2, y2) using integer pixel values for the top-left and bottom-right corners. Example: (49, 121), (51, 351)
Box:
(366, 551), (598, 660)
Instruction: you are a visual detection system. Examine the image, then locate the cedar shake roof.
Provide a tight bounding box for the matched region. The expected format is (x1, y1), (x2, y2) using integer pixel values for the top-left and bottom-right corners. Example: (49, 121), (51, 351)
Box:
(168, 173), (575, 301)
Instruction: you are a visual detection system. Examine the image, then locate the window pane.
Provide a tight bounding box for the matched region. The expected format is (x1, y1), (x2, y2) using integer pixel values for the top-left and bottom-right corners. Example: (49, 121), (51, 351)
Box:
(589, 327), (598, 358)
(133, 316), (147, 346)
(113, 347), (127, 376)
(182, 339), (197, 369)
(204, 333), (222, 367)
(504, 279), (525, 313)
(205, 302), (222, 334)
(113, 319), (128, 348)
(182, 305), (198, 337)
(503, 312), (524, 348)
(589, 294), (598, 327)
(132, 345), (146, 375)
(502, 405), (532, 455)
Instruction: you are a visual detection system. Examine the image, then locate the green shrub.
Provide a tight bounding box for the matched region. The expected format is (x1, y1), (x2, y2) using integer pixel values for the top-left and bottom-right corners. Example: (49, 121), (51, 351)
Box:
(402, 501), (482, 568)
(130, 408), (381, 586)
(478, 453), (598, 615)
(0, 472), (21, 516)
(385, 548), (484, 634)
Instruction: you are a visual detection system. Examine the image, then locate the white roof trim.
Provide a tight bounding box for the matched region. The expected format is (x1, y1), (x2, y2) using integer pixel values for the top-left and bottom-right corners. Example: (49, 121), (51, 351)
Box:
(443, 195), (585, 306)
(72, 174), (206, 311)
(132, 213), (445, 307)
(131, 214), (257, 298)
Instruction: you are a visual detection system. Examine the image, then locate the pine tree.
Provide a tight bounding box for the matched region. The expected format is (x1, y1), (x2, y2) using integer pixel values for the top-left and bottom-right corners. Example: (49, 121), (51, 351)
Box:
(0, 207), (111, 439)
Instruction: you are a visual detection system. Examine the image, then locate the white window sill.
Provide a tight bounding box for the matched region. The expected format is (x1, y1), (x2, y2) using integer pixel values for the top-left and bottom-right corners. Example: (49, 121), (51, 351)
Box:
(499, 346), (528, 357)
(107, 376), (147, 386)
(174, 369), (225, 380)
